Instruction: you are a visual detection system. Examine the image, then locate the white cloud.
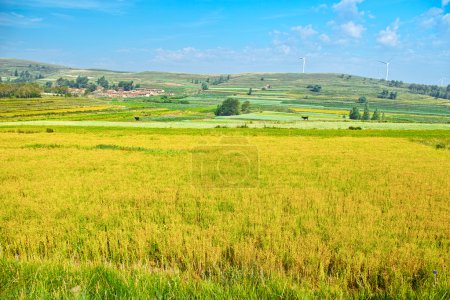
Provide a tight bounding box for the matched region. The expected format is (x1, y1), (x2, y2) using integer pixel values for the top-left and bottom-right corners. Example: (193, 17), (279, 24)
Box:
(291, 25), (317, 39)
(151, 47), (294, 66)
(443, 0), (450, 7)
(340, 21), (365, 38)
(333, 0), (364, 18)
(443, 13), (450, 25)
(1, 0), (134, 14)
(0, 12), (43, 26)
(420, 8), (443, 28)
(319, 33), (331, 42)
(420, 7), (450, 29)
(377, 19), (400, 47)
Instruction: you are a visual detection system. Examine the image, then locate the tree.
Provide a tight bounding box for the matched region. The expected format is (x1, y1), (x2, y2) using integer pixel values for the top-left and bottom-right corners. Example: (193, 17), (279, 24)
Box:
(371, 109), (380, 121)
(0, 76), (2, 83)
(96, 76), (109, 89)
(43, 81), (53, 92)
(381, 112), (386, 121)
(201, 82), (208, 90)
(14, 69), (18, 77)
(52, 86), (69, 95)
(389, 91), (397, 99)
(85, 83), (97, 93)
(15, 83), (42, 98)
(215, 98), (240, 116)
(260, 77), (264, 81)
(362, 103), (370, 120)
(349, 107), (361, 120)
(247, 88), (252, 95)
(378, 89), (389, 98)
(75, 76), (89, 88)
(358, 96), (367, 103)
(241, 101), (251, 113)
(118, 80), (134, 91)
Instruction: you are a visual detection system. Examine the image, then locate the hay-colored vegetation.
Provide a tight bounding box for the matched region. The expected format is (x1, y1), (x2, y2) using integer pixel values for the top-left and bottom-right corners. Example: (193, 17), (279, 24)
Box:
(0, 126), (449, 298)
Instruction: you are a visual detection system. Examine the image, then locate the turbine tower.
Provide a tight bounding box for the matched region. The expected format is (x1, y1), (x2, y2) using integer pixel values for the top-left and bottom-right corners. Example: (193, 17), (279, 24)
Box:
(377, 59), (392, 81)
(299, 57), (306, 73)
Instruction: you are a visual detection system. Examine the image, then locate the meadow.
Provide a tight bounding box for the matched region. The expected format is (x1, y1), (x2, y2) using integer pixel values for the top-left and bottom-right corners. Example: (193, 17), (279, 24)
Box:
(2, 58), (449, 127)
(0, 126), (449, 298)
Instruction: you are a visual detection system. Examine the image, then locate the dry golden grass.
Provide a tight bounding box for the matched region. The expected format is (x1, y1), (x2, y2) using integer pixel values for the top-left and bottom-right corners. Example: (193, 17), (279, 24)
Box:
(0, 127), (449, 298)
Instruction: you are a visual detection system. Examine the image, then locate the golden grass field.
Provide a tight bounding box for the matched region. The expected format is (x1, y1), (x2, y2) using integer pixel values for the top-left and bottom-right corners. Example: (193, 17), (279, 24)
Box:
(0, 126), (449, 298)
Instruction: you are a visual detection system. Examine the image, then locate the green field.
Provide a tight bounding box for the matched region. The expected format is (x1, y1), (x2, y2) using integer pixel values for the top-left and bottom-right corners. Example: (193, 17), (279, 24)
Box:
(1, 59), (449, 127)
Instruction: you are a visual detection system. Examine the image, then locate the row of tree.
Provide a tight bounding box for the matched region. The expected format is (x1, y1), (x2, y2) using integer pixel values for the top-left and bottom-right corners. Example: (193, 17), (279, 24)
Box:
(0, 83), (42, 98)
(377, 89), (398, 99)
(0, 70), (44, 83)
(49, 76), (139, 93)
(192, 75), (231, 86)
(349, 103), (384, 121)
(408, 83), (450, 100)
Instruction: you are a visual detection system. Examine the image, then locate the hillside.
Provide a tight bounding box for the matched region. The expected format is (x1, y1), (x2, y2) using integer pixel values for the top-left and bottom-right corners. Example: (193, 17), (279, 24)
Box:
(0, 58), (449, 126)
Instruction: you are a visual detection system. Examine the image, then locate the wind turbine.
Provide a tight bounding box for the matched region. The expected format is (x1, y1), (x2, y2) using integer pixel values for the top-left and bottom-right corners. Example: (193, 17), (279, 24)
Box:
(377, 59), (392, 81)
(299, 57), (306, 73)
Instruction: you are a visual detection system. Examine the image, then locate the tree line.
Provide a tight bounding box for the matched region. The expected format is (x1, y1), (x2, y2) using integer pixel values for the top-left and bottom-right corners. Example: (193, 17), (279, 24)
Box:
(408, 83), (450, 100)
(349, 102), (384, 121)
(192, 75), (231, 91)
(0, 83), (42, 98)
(46, 76), (140, 94)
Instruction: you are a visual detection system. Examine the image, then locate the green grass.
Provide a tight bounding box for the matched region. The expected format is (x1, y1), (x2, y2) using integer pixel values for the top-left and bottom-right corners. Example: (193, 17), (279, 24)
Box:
(2, 58), (450, 126)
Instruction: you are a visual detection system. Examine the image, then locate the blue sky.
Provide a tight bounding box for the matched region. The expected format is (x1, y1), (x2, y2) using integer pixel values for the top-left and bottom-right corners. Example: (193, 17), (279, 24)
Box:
(0, 0), (449, 84)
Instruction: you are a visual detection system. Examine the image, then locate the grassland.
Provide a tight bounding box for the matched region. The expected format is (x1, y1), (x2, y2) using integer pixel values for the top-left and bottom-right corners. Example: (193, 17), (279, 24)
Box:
(0, 126), (449, 298)
(1, 58), (449, 127)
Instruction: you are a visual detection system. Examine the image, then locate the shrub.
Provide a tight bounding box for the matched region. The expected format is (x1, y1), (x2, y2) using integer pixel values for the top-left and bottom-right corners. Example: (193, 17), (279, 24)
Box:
(215, 98), (240, 116)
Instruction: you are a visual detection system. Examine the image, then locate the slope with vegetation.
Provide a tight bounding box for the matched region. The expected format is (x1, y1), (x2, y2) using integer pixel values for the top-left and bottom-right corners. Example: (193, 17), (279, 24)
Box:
(0, 59), (449, 126)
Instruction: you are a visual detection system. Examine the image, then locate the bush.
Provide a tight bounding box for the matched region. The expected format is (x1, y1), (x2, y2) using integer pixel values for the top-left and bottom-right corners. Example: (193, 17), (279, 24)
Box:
(307, 85), (322, 92)
(358, 96), (367, 103)
(46, 128), (54, 133)
(348, 126), (362, 130)
(215, 98), (240, 116)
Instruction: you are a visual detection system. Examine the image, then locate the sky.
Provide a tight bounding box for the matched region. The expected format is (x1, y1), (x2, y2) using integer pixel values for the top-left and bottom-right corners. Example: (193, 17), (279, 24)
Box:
(0, 0), (449, 84)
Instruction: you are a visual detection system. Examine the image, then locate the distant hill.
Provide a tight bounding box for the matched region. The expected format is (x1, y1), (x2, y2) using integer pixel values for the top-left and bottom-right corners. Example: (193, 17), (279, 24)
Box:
(0, 58), (448, 101)
(0, 58), (69, 77)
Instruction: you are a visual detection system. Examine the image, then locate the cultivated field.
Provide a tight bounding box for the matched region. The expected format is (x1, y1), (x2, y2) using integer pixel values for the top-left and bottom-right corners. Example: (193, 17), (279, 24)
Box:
(0, 126), (449, 298)
(2, 59), (449, 126)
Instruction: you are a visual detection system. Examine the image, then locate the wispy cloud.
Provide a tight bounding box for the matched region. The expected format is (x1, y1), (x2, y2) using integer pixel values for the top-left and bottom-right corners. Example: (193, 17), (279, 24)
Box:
(419, 7), (450, 30)
(377, 19), (400, 47)
(291, 25), (318, 39)
(115, 48), (150, 54)
(179, 11), (223, 28)
(0, 12), (43, 27)
(333, 0), (365, 19)
(340, 21), (365, 38)
(1, 0), (135, 14)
